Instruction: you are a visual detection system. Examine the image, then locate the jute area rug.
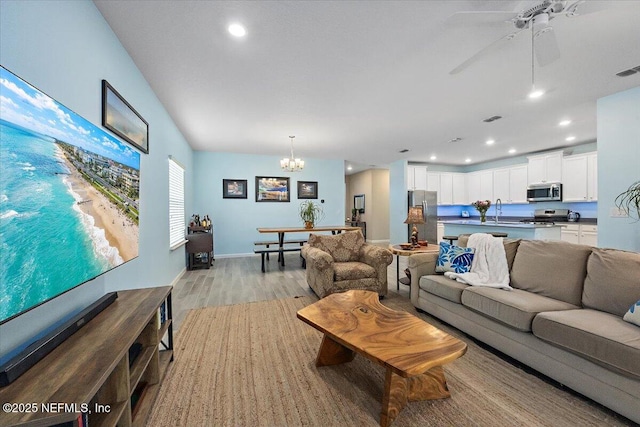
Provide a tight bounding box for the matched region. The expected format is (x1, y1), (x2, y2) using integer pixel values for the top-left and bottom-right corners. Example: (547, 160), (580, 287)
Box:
(147, 293), (632, 427)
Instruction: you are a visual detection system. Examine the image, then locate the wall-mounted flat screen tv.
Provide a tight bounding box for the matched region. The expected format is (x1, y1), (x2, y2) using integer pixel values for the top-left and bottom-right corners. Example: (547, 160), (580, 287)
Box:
(0, 66), (141, 324)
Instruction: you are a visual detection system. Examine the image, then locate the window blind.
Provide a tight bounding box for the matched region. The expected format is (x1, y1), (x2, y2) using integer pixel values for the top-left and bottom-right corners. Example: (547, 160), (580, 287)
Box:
(168, 157), (186, 249)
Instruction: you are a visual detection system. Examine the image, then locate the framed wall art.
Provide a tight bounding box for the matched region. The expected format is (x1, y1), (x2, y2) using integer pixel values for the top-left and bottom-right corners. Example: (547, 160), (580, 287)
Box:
(255, 176), (290, 202)
(102, 80), (149, 153)
(297, 181), (318, 199)
(223, 179), (248, 199)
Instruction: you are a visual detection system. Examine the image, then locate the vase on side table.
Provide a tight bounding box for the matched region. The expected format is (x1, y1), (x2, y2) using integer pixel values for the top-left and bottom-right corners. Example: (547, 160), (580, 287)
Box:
(480, 212), (486, 223)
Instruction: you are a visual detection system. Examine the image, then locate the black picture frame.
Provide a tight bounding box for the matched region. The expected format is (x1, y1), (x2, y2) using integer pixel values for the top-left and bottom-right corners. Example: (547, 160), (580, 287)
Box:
(102, 80), (149, 154)
(255, 176), (290, 202)
(222, 179), (247, 199)
(297, 181), (318, 199)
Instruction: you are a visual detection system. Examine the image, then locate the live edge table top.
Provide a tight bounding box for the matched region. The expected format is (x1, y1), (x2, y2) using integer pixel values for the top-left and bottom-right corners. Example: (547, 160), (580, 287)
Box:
(297, 290), (467, 377)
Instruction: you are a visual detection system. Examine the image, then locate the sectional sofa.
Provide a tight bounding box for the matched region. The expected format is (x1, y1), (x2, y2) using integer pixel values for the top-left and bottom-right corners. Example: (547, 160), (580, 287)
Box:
(407, 237), (640, 423)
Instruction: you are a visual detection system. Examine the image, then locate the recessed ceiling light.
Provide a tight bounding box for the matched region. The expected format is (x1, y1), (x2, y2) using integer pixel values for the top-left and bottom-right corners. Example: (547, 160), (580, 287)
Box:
(528, 89), (545, 99)
(559, 119), (571, 126)
(508, 148), (517, 154)
(430, 155), (437, 160)
(228, 23), (247, 37)
(566, 136), (576, 142)
(486, 139), (495, 145)
(465, 158), (471, 163)
(347, 165), (353, 171)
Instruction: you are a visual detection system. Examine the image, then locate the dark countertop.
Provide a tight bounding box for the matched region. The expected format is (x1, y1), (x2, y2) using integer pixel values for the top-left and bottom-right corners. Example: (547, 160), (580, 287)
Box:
(437, 215), (597, 225)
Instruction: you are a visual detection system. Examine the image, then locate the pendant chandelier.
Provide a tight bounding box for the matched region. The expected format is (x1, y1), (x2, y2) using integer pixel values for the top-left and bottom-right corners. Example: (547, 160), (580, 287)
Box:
(280, 135), (305, 172)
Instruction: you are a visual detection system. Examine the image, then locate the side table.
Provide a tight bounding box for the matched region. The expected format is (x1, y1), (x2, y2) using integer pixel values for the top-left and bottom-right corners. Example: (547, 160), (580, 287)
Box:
(389, 244), (439, 290)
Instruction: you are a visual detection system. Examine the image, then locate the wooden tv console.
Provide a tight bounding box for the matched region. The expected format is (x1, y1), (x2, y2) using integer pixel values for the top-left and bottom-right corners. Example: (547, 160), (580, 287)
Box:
(0, 286), (173, 427)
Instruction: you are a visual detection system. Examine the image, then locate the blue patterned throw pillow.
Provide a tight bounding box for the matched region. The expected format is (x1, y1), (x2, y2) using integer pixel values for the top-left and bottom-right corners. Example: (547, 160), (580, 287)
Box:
(435, 242), (475, 273)
(623, 300), (640, 327)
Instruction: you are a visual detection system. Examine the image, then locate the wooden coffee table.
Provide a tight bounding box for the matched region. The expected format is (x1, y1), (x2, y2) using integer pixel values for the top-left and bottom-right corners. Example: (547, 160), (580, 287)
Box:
(297, 290), (467, 427)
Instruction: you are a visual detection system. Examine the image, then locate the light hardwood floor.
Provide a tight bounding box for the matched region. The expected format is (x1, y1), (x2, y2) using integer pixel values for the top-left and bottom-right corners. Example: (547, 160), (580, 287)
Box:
(172, 251), (411, 332)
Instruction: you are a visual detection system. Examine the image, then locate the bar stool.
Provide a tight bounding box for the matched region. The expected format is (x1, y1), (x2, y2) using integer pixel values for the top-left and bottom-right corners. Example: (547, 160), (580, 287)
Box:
(442, 235), (459, 245)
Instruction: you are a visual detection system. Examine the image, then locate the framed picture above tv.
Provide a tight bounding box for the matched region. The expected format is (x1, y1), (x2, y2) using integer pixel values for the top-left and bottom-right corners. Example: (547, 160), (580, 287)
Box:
(297, 181), (318, 199)
(223, 179), (247, 199)
(102, 80), (149, 154)
(0, 66), (141, 324)
(255, 177), (290, 202)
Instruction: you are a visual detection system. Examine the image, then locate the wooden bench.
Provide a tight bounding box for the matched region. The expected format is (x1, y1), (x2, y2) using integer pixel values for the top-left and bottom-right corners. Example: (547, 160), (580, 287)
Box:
(254, 239), (307, 272)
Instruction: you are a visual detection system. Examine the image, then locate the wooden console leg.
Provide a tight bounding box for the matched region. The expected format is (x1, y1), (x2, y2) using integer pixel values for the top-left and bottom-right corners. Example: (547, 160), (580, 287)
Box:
(407, 365), (451, 401)
(315, 335), (355, 367)
(380, 368), (408, 427)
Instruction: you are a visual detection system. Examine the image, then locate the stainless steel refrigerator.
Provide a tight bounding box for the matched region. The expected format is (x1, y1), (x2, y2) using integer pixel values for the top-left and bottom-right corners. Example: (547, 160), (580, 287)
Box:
(407, 190), (438, 244)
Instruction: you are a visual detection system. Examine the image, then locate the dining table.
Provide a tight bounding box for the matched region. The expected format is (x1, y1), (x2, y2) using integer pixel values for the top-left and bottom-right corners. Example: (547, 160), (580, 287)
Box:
(256, 225), (361, 268)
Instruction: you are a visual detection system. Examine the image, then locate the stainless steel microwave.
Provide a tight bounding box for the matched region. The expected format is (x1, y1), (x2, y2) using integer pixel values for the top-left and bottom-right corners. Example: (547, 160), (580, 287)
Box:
(527, 182), (562, 202)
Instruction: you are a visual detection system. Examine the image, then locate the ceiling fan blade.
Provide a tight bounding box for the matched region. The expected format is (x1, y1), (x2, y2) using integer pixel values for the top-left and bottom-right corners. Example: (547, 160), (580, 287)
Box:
(534, 27), (561, 67)
(446, 11), (517, 26)
(449, 29), (523, 75)
(565, 0), (609, 17)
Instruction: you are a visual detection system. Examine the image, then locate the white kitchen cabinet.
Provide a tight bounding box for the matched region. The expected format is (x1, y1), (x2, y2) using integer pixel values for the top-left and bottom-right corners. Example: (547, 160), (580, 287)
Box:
(562, 152), (597, 202)
(437, 222), (445, 243)
(414, 167), (428, 190)
(509, 164), (529, 203)
(580, 224), (598, 246)
(407, 165), (415, 190)
(561, 224), (581, 244)
(479, 170), (494, 201)
(426, 172), (439, 194)
(493, 168), (510, 202)
(587, 153), (597, 201)
(452, 173), (467, 205)
(467, 171), (481, 203)
(439, 173), (453, 205)
(561, 224), (597, 246)
(528, 151), (563, 184)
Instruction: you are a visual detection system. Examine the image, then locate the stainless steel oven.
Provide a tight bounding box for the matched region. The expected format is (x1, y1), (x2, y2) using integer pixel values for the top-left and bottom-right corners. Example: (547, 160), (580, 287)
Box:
(527, 182), (562, 202)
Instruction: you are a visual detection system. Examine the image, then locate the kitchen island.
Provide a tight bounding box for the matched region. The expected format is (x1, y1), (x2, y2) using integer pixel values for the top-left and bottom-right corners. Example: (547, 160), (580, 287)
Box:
(442, 220), (563, 241)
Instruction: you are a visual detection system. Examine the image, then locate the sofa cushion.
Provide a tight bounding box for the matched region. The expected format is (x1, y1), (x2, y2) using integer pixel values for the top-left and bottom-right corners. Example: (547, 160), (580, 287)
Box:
(334, 262), (376, 281)
(582, 247), (640, 317)
(419, 274), (468, 303)
(461, 287), (580, 332)
(510, 240), (592, 306)
(624, 300), (640, 327)
(308, 230), (364, 262)
(532, 309), (640, 379)
(458, 236), (520, 272)
(435, 242), (474, 273)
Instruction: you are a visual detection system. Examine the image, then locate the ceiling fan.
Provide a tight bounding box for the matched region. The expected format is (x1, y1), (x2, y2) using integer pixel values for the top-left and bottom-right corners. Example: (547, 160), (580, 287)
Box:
(448, 0), (607, 75)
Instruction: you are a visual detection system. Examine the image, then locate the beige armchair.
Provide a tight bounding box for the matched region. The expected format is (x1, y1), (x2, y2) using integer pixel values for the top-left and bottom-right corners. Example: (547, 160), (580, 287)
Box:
(301, 230), (393, 298)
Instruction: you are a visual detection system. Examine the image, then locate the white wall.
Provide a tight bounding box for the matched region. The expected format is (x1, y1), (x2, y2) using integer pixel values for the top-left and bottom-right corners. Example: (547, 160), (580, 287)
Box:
(193, 152), (345, 255)
(597, 86), (640, 252)
(0, 0), (193, 359)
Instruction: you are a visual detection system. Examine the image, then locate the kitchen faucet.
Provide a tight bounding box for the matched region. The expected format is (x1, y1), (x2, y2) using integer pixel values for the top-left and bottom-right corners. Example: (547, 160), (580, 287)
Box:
(495, 198), (502, 223)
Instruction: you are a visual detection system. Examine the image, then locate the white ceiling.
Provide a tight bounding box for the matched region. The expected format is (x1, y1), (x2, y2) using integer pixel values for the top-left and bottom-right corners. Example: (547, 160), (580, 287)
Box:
(94, 1), (640, 173)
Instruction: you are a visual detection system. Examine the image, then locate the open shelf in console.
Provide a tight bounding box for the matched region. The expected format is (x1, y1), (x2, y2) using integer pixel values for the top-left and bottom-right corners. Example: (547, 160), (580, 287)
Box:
(0, 286), (173, 427)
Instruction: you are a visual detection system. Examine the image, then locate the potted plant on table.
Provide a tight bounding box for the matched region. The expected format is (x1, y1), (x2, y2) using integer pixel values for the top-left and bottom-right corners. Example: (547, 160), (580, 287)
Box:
(300, 200), (324, 229)
(472, 200), (491, 223)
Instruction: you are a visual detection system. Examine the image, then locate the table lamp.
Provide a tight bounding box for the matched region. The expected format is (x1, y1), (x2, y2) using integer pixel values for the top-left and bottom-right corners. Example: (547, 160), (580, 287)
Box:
(404, 206), (426, 248)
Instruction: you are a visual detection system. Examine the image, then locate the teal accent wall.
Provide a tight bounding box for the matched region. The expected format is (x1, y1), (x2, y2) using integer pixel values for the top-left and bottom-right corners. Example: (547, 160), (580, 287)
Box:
(389, 160), (408, 244)
(193, 152), (345, 255)
(0, 1), (193, 358)
(597, 86), (640, 251)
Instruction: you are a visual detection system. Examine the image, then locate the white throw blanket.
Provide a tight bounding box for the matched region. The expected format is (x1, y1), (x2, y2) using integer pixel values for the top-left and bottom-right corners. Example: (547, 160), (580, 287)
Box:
(444, 233), (512, 290)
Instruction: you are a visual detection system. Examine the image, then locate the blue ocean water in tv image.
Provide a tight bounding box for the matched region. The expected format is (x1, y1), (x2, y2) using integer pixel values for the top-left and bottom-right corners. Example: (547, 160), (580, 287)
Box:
(0, 121), (109, 321)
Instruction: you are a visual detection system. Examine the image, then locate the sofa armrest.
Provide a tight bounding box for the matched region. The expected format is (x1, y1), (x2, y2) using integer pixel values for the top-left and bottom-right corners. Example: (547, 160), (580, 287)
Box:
(408, 252), (439, 305)
(301, 245), (334, 298)
(360, 245), (393, 296)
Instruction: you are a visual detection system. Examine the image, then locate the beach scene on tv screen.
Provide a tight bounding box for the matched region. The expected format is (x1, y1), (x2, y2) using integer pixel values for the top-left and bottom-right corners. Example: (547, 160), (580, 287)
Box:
(0, 66), (141, 323)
